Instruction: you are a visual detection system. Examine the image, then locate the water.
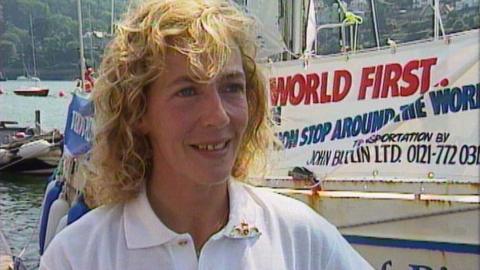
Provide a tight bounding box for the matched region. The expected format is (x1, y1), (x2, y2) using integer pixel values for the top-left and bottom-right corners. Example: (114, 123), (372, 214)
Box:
(0, 174), (46, 269)
(0, 80), (74, 131)
(0, 80), (74, 269)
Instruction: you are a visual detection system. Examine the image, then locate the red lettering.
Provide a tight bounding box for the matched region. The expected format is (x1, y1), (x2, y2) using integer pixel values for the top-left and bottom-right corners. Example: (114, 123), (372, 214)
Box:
(358, 66), (375, 100)
(373, 65), (383, 98)
(401, 60), (420, 96)
(289, 74), (306, 105)
(355, 57), (438, 101)
(332, 70), (351, 102)
(381, 63), (402, 98)
(269, 77), (288, 106)
(320, 72), (331, 103)
(305, 73), (320, 104)
(419, 58), (437, 93)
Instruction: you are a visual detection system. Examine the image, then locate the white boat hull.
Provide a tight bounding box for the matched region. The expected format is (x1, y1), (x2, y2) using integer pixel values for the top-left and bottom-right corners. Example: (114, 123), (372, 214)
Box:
(353, 241), (479, 270)
(264, 187), (479, 269)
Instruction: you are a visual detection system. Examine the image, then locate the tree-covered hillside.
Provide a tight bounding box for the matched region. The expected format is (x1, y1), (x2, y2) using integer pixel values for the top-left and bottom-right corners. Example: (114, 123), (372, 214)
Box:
(0, 0), (128, 80)
(0, 0), (478, 80)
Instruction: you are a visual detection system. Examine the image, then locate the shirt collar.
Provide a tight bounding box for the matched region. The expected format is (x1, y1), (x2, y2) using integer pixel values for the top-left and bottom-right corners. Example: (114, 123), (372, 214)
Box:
(123, 179), (263, 249)
(124, 185), (180, 249)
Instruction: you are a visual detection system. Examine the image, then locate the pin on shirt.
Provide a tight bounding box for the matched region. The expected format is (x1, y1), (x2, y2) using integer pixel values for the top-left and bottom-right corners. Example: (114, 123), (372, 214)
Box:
(228, 221), (261, 239)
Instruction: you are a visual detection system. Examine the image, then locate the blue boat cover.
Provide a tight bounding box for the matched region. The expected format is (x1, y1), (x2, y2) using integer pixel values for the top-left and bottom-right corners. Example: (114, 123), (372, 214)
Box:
(67, 194), (90, 225)
(38, 180), (63, 255)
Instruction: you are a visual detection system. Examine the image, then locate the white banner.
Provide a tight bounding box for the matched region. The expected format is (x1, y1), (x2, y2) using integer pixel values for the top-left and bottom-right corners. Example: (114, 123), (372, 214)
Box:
(265, 30), (479, 182)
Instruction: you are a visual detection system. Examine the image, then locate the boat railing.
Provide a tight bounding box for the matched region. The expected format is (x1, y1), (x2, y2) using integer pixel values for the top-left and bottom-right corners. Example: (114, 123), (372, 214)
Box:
(250, 166), (480, 196)
(298, 27), (478, 64)
(269, 0), (480, 62)
(0, 121), (20, 129)
(0, 130), (63, 150)
(307, 22), (348, 56)
(307, 1), (451, 57)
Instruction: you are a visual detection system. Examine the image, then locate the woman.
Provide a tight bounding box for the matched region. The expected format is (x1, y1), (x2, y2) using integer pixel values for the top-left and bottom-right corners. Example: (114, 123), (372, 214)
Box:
(40, 0), (372, 269)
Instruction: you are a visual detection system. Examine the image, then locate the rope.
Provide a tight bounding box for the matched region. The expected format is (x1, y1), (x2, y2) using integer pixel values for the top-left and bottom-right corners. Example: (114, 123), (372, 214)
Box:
(336, 0), (363, 52)
(336, 0), (363, 25)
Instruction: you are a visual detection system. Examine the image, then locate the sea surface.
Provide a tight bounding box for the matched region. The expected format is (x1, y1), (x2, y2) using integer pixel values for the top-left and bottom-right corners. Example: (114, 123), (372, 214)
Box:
(0, 80), (75, 269)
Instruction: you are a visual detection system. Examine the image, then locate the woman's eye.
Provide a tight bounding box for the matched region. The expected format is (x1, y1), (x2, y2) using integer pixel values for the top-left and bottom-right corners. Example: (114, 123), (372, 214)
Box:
(224, 83), (246, 93)
(176, 87), (196, 97)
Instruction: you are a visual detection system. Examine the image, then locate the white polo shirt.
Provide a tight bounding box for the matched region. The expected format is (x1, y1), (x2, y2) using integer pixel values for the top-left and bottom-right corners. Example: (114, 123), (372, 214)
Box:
(40, 180), (373, 270)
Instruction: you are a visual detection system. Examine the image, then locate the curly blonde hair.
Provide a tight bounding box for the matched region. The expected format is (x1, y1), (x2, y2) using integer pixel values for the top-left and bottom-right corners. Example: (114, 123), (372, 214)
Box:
(85, 0), (273, 206)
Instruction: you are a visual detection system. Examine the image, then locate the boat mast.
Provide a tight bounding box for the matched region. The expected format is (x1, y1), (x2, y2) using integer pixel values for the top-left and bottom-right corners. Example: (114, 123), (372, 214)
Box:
(110, 0), (115, 36)
(88, 3), (94, 68)
(291, 0), (302, 55)
(29, 13), (37, 78)
(433, 0), (439, 40)
(77, 0), (86, 91)
(370, 0), (380, 49)
(432, 0), (446, 40)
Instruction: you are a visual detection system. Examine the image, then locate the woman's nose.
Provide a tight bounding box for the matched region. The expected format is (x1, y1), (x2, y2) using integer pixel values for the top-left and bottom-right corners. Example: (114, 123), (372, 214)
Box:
(201, 90), (230, 128)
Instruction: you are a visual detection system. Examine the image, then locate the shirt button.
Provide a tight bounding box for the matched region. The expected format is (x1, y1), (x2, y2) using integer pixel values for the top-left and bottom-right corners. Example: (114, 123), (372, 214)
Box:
(177, 239), (188, 246)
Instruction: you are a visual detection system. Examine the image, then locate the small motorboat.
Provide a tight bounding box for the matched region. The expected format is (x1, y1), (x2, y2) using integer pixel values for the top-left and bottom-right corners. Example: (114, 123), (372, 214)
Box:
(0, 121), (35, 145)
(13, 86), (49, 97)
(0, 131), (63, 175)
(16, 75), (40, 82)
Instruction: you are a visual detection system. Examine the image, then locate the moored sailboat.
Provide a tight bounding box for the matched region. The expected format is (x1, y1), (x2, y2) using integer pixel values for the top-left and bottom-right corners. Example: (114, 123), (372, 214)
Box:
(14, 14), (49, 96)
(13, 87), (49, 97)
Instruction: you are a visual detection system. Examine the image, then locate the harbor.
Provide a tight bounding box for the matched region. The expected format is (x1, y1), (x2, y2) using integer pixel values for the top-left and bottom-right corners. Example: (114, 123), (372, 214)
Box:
(0, 80), (73, 269)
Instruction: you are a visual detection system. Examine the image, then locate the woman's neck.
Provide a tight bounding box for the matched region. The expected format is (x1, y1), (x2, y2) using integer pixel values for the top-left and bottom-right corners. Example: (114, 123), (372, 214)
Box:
(146, 173), (230, 251)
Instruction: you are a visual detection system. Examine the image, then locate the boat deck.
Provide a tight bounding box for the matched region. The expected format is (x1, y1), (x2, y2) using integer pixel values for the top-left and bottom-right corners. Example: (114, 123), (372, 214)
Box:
(0, 229), (12, 270)
(0, 255), (12, 270)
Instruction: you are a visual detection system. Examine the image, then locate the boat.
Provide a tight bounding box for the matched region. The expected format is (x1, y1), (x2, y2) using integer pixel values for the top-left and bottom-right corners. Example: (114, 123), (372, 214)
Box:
(0, 121), (35, 145)
(14, 14), (49, 94)
(13, 87), (49, 97)
(0, 112), (63, 174)
(15, 75), (40, 82)
(0, 131), (63, 175)
(253, 0), (479, 269)
(32, 0), (94, 256)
